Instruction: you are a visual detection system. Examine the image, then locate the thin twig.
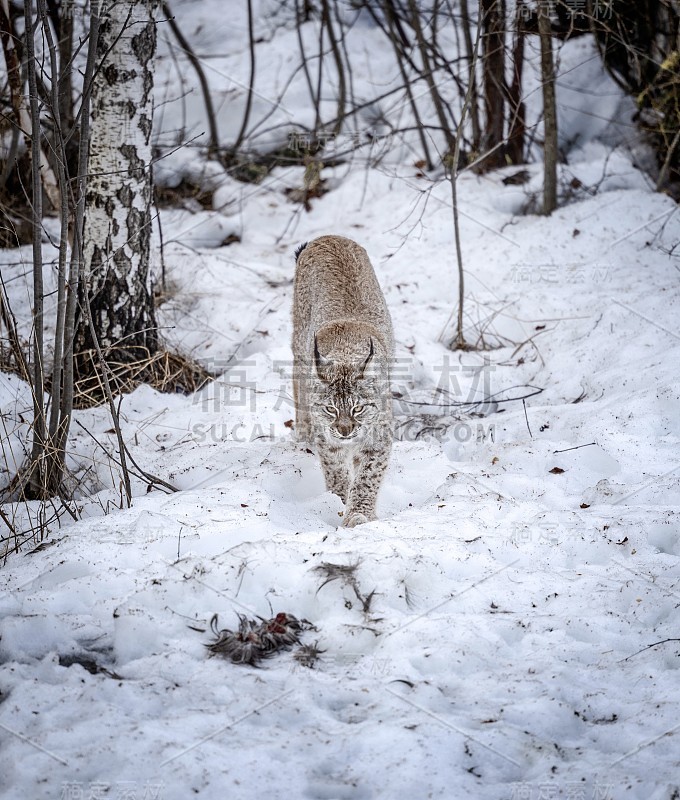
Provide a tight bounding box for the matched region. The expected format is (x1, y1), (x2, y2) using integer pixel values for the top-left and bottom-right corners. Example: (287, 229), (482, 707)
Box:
(162, 2), (219, 156)
(232, 0), (256, 151)
(522, 398), (533, 438)
(447, 0), (482, 349)
(553, 442), (596, 454)
(24, 0), (47, 499)
(620, 639), (680, 663)
(58, 0), (101, 465)
(75, 419), (178, 495)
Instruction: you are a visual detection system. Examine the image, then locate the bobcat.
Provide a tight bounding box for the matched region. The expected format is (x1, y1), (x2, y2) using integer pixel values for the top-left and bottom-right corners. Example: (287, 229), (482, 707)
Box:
(292, 235), (393, 527)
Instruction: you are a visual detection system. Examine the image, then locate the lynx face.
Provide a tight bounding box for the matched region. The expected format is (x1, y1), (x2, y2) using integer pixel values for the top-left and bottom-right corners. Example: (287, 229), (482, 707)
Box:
(309, 338), (387, 445)
(310, 366), (383, 444)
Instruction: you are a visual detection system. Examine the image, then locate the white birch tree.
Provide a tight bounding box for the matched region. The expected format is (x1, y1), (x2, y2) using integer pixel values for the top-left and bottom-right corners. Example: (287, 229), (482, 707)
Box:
(79, 0), (159, 365)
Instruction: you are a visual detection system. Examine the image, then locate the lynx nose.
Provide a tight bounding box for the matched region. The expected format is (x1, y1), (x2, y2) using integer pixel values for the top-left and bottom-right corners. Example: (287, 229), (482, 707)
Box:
(335, 418), (355, 438)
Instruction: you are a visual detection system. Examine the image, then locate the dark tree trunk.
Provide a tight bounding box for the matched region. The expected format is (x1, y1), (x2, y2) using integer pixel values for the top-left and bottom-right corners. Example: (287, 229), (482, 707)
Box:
(539, 8), (558, 214)
(506, 8), (526, 165)
(406, 0), (457, 157)
(478, 0), (506, 171)
(460, 0), (481, 154)
(45, 0), (77, 172)
(0, 0), (60, 209)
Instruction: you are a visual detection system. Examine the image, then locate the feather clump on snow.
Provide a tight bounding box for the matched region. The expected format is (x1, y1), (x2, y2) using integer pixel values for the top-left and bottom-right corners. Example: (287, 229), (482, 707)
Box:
(206, 612), (316, 666)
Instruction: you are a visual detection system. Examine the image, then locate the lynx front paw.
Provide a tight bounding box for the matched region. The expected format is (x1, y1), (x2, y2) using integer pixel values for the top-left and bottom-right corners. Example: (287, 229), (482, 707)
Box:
(343, 511), (372, 528)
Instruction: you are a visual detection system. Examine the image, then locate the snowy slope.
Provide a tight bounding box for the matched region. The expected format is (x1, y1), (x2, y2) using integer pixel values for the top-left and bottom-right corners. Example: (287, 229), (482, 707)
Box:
(2, 4), (680, 800)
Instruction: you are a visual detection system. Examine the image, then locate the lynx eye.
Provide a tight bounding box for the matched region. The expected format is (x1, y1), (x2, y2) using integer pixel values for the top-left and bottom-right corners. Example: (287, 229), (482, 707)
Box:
(353, 405), (366, 415)
(324, 405), (337, 416)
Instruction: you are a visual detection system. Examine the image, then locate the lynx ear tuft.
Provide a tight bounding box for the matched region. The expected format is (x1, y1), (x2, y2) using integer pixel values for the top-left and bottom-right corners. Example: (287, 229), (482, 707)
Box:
(314, 335), (331, 379)
(359, 338), (374, 377)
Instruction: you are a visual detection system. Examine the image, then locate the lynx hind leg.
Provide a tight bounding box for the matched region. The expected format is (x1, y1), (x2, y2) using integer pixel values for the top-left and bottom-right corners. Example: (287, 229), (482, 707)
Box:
(317, 444), (350, 503)
(343, 441), (390, 527)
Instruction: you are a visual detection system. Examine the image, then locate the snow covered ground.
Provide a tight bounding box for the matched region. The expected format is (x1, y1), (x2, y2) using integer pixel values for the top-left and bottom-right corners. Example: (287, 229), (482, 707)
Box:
(2, 3), (680, 799)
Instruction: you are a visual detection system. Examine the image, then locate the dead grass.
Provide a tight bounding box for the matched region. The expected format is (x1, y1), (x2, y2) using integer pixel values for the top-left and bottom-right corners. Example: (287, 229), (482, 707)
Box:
(71, 346), (213, 409)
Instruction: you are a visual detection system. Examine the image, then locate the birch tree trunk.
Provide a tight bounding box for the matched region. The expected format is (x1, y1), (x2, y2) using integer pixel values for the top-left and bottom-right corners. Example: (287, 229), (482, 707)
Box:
(79, 0), (158, 367)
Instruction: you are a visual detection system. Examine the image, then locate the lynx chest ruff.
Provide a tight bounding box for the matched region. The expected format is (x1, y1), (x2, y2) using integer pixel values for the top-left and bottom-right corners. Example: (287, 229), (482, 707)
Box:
(292, 235), (394, 528)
